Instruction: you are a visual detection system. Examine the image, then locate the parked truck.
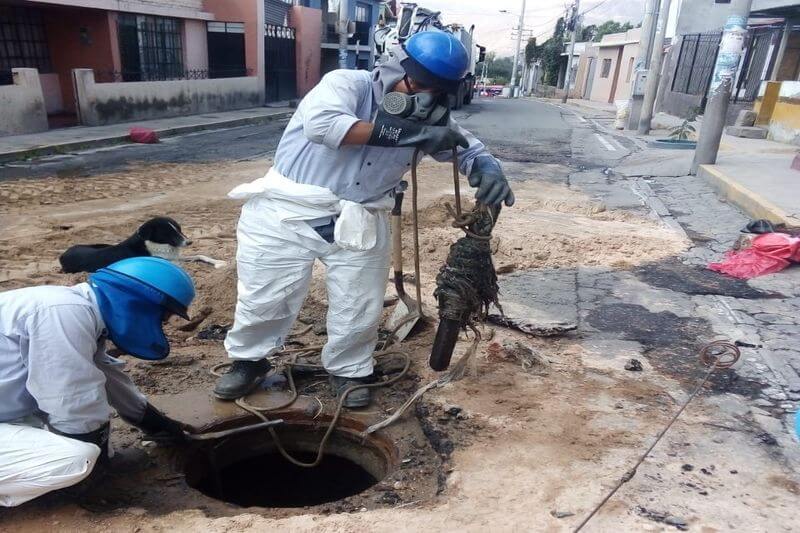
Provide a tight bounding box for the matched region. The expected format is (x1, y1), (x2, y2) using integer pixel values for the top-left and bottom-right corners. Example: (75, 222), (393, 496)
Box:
(373, 2), (485, 109)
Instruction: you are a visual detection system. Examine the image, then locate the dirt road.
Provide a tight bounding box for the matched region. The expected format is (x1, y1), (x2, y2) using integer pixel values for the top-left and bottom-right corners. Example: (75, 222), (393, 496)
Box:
(1, 98), (798, 532)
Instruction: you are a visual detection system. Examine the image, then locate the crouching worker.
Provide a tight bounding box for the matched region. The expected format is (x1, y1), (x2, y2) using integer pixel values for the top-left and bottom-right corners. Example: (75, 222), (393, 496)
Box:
(0, 257), (195, 507)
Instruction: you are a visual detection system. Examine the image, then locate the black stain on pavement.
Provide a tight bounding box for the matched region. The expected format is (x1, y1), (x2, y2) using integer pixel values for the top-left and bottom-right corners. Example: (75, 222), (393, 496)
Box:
(586, 303), (764, 398)
(634, 259), (781, 299)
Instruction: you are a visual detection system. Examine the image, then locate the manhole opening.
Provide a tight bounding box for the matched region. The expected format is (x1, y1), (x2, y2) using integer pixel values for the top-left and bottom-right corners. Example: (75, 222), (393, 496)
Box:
(184, 420), (395, 508)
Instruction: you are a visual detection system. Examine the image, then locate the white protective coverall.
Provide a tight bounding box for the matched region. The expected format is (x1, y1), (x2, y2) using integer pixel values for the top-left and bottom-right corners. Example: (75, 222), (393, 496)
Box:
(0, 283), (147, 506)
(224, 48), (491, 378)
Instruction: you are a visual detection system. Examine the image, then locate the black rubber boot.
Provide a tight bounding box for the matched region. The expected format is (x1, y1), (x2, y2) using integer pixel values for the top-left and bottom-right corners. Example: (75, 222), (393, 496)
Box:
(329, 375), (372, 408)
(213, 359), (271, 400)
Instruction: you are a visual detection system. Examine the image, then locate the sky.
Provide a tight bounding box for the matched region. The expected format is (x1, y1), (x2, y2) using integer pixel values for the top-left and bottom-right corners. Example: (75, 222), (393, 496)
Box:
(418, 0), (683, 56)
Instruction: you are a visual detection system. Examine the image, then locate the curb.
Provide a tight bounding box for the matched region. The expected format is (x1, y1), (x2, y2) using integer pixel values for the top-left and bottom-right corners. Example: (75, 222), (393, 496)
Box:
(697, 164), (800, 226)
(0, 111), (294, 164)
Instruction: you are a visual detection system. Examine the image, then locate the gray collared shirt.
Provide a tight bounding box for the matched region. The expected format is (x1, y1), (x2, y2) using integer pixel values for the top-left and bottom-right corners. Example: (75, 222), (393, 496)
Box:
(273, 69), (491, 203)
(0, 283), (147, 434)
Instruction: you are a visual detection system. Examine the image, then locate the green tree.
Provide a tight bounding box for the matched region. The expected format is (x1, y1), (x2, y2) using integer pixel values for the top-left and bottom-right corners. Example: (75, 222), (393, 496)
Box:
(592, 20), (634, 41)
(485, 54), (513, 82)
(524, 38), (539, 64)
(537, 17), (567, 86)
(580, 24), (598, 42)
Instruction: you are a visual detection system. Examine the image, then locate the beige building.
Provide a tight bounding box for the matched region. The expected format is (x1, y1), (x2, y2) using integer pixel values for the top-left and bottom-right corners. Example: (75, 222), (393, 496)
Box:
(587, 28), (641, 104)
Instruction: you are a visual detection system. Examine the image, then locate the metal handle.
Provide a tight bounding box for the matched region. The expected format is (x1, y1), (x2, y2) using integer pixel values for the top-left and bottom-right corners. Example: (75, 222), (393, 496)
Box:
(391, 192), (406, 298)
(184, 419), (284, 441)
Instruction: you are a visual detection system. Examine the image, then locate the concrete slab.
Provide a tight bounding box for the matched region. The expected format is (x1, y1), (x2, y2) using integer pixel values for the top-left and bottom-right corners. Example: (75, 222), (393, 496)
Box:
(725, 126), (767, 139)
(614, 149), (694, 177)
(488, 269), (578, 335)
(0, 106), (293, 163)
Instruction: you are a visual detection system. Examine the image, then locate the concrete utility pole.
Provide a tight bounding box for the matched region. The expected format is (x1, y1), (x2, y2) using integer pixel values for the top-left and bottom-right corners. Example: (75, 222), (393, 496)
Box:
(338, 0), (350, 69)
(509, 0), (527, 97)
(561, 0), (580, 104)
(692, 6), (753, 174)
(637, 0), (672, 135)
(627, 0), (661, 129)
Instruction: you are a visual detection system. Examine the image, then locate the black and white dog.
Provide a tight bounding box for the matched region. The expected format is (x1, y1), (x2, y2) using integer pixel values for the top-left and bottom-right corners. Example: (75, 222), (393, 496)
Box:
(59, 217), (191, 273)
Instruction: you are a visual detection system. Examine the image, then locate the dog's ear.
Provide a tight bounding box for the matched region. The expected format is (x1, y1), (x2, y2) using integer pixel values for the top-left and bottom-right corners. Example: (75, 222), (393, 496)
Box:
(137, 218), (157, 240)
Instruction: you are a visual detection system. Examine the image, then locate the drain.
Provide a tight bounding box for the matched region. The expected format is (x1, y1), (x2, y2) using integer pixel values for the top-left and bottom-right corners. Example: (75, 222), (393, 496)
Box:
(184, 419), (396, 508)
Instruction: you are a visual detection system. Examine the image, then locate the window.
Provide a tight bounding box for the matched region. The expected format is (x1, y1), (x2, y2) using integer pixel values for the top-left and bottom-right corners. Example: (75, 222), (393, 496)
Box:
(353, 2), (371, 44)
(355, 4), (369, 23)
(0, 6), (52, 85)
(626, 56), (634, 82)
(600, 58), (612, 78)
(118, 14), (184, 81)
(207, 22), (246, 78)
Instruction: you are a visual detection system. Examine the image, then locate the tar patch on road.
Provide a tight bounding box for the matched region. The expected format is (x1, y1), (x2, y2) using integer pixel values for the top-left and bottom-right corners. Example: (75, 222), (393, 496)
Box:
(586, 303), (764, 398)
(634, 259), (780, 299)
(484, 138), (572, 165)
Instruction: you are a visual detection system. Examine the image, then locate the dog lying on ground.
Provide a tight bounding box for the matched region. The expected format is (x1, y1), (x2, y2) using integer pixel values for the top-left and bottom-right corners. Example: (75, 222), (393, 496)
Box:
(59, 217), (192, 273)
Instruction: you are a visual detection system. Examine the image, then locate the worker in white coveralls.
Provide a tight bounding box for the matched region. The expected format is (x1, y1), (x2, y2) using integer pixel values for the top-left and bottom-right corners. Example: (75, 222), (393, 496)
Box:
(215, 31), (515, 407)
(0, 257), (195, 507)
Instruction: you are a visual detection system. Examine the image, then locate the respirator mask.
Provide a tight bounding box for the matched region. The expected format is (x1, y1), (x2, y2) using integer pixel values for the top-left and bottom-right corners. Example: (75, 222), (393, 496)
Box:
(380, 91), (450, 125)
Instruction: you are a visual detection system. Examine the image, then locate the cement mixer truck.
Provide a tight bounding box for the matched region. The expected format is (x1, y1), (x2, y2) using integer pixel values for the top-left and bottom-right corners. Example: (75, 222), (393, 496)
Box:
(374, 2), (485, 109)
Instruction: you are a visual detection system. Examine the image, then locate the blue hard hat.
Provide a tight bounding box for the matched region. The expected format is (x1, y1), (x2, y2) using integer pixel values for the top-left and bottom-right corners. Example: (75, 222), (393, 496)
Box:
(103, 257), (195, 318)
(402, 31), (469, 94)
(89, 257), (195, 360)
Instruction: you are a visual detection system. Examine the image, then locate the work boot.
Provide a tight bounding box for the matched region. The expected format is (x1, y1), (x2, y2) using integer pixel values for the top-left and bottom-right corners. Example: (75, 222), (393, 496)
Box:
(329, 375), (372, 409)
(213, 359), (271, 400)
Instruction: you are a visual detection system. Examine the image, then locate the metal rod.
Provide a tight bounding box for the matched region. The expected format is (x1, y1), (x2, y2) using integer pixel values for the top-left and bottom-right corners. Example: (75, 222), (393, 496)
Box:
(185, 419), (284, 441)
(452, 147), (462, 217)
(411, 148), (424, 313)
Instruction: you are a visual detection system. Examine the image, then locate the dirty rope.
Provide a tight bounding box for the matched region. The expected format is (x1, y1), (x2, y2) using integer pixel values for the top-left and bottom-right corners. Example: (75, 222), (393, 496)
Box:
(435, 150), (501, 328)
(573, 340), (741, 532)
(363, 149), (498, 435)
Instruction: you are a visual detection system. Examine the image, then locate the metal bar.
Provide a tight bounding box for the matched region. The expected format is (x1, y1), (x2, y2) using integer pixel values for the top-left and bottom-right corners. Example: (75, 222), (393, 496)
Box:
(185, 419), (285, 441)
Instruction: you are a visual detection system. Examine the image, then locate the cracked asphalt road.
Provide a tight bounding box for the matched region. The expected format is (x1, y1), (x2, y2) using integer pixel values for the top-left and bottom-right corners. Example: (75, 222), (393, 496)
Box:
(460, 97), (800, 446)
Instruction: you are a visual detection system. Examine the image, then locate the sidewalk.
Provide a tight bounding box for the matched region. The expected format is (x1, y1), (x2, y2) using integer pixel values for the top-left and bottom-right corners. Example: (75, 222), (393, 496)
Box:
(559, 99), (800, 226)
(698, 133), (800, 226)
(0, 107), (294, 163)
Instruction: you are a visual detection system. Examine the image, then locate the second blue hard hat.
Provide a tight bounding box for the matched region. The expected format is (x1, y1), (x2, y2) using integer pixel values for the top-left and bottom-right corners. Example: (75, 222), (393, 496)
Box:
(89, 257), (195, 360)
(402, 31), (469, 94)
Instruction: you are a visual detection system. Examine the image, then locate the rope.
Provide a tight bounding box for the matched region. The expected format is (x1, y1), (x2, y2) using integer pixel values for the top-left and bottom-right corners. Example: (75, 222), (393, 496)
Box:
(573, 341), (741, 532)
(235, 348), (411, 468)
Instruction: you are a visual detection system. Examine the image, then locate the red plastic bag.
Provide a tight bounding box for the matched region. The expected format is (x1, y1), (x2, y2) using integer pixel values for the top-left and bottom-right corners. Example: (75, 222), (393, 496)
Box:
(129, 127), (159, 144)
(709, 233), (800, 279)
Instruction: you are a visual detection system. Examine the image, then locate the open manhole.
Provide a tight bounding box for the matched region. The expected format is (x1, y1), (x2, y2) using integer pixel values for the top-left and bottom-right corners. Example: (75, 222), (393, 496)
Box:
(184, 419), (397, 508)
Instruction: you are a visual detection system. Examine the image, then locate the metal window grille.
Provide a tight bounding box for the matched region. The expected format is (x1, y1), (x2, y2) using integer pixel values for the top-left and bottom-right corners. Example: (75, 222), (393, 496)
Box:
(671, 32), (722, 96)
(734, 28), (779, 103)
(118, 13), (184, 81)
(0, 6), (51, 85)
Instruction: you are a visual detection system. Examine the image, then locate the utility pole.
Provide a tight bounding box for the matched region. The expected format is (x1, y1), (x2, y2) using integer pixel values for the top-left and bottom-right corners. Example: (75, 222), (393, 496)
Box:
(692, 6), (753, 174)
(338, 0), (350, 69)
(627, 0), (661, 129)
(561, 0), (580, 104)
(637, 0), (672, 135)
(509, 0), (526, 97)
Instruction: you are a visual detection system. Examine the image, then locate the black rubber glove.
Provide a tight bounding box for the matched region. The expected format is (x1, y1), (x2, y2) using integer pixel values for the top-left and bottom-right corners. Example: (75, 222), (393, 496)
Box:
(126, 403), (188, 446)
(367, 110), (469, 155)
(51, 422), (110, 465)
(468, 155), (515, 207)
